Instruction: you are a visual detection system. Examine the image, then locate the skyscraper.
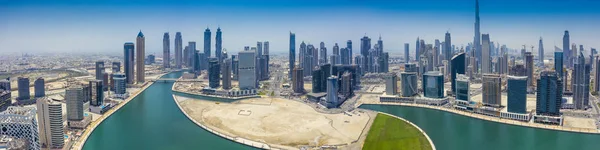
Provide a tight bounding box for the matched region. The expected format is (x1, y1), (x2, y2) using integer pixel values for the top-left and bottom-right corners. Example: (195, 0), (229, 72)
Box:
(525, 52), (534, 88)
(536, 71), (562, 116)
(451, 53), (466, 95)
(319, 42), (328, 65)
(573, 52), (590, 110)
(292, 67), (304, 93)
(360, 36), (371, 73)
(595, 58), (600, 92)
(416, 37), (420, 62)
(482, 74), (501, 107)
(136, 31), (145, 83)
(89, 80), (103, 106)
(474, 0), (482, 69)
(112, 62), (121, 73)
(188, 41), (197, 70)
(401, 72), (418, 97)
(113, 73), (127, 96)
(216, 27), (222, 63)
(481, 34), (491, 74)
(208, 58), (220, 88)
(66, 86), (84, 121)
(17, 77), (29, 101)
(507, 76), (527, 114)
(404, 43), (410, 62)
(264, 41), (269, 55)
(455, 74), (470, 101)
(34, 77), (45, 98)
(385, 73), (398, 95)
(538, 37), (544, 65)
(37, 97), (64, 149)
(123, 43), (134, 84)
(204, 28), (211, 58)
(326, 76), (339, 108)
(346, 40), (353, 63)
(289, 32), (296, 79)
(444, 32), (452, 61)
(423, 71), (444, 98)
(163, 32), (170, 69)
(175, 32), (183, 69)
(563, 30), (571, 68)
(222, 58), (232, 90)
(555, 51), (563, 78)
(239, 51), (256, 90)
(95, 61), (105, 80)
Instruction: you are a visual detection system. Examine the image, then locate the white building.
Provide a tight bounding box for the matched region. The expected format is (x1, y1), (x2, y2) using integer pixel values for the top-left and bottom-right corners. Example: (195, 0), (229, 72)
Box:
(0, 107), (40, 150)
(37, 97), (64, 149)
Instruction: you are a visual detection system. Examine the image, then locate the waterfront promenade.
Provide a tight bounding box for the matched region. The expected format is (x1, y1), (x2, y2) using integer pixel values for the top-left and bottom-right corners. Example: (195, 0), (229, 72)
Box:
(73, 73), (167, 150)
(358, 99), (600, 134)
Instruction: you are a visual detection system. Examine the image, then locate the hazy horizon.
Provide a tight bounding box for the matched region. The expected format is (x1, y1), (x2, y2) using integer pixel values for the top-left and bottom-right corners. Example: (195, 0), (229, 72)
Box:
(1, 0), (599, 56)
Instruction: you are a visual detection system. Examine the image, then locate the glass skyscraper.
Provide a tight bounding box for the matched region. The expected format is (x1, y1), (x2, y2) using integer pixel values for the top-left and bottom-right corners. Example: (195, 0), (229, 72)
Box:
(536, 71), (562, 116)
(422, 71), (444, 98)
(451, 53), (466, 95)
(507, 76), (527, 114)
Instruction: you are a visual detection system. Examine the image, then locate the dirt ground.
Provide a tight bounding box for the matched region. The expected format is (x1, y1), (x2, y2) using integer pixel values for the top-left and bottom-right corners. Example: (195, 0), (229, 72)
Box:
(177, 96), (371, 148)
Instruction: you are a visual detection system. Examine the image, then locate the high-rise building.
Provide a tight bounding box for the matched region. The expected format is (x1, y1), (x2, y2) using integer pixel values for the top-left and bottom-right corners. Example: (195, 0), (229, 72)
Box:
(17, 77), (29, 101)
(66, 86), (84, 121)
(482, 74), (501, 107)
(360, 36), (371, 73)
(525, 52), (534, 88)
(0, 107), (40, 149)
(444, 32), (452, 61)
(595, 58), (600, 92)
(573, 52), (590, 110)
(346, 40), (353, 63)
(538, 37), (544, 65)
(563, 31), (571, 68)
(136, 31), (145, 83)
(89, 80), (103, 106)
(416, 37), (421, 63)
(162, 32), (170, 69)
(312, 68), (324, 93)
(95, 61), (105, 80)
(380, 52), (389, 73)
(208, 58), (220, 89)
(326, 76), (339, 108)
(455, 74), (470, 101)
(232, 55), (239, 80)
(37, 97), (64, 149)
(354, 55), (364, 76)
(422, 71), (444, 98)
(34, 77), (45, 98)
(216, 27), (222, 63)
(404, 63), (418, 73)
(401, 72), (418, 97)
(481, 34), (491, 73)
(474, 0), (482, 69)
(340, 48), (350, 65)
(451, 53), (466, 95)
(536, 71), (562, 116)
(319, 42), (327, 65)
(385, 73), (398, 95)
(175, 32), (183, 69)
(340, 72), (352, 97)
(289, 32), (296, 79)
(222, 58), (232, 90)
(264, 41), (269, 55)
(507, 76), (527, 114)
(292, 67), (304, 93)
(112, 62), (121, 73)
(113, 73), (127, 95)
(204, 28), (212, 59)
(404, 43), (410, 62)
(554, 51), (564, 78)
(238, 51), (256, 90)
(188, 41), (197, 70)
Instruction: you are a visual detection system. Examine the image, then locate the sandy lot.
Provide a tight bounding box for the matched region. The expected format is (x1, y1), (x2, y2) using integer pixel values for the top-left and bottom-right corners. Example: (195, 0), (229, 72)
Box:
(177, 96), (371, 147)
(563, 117), (597, 129)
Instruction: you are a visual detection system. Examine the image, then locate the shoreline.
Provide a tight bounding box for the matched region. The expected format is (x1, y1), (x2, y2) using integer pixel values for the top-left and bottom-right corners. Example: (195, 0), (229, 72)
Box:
(171, 94), (280, 150)
(359, 102), (600, 135)
(375, 112), (437, 150)
(171, 89), (260, 101)
(73, 73), (169, 150)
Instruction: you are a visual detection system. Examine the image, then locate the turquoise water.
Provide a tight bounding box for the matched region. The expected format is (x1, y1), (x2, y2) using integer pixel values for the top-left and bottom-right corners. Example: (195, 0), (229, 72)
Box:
(83, 72), (256, 150)
(360, 104), (600, 150)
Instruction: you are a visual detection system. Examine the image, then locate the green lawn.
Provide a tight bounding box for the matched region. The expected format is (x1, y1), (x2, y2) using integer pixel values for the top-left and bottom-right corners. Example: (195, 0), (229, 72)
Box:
(363, 113), (433, 150)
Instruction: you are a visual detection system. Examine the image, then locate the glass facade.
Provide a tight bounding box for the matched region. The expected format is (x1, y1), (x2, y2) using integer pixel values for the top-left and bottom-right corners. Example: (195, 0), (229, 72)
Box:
(507, 76), (527, 114)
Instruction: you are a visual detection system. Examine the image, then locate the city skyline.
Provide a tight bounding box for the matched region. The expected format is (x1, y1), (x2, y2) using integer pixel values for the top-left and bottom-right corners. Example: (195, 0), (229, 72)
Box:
(1, 0), (600, 56)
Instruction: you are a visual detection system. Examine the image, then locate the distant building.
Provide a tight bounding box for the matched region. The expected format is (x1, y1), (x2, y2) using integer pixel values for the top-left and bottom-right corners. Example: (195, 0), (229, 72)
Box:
(112, 62), (121, 73)
(510, 64), (527, 76)
(163, 32), (170, 69)
(175, 32), (183, 68)
(34, 77), (45, 98)
(215, 28), (222, 63)
(208, 58), (220, 89)
(455, 74), (469, 101)
(188, 41), (197, 69)
(17, 77), (29, 101)
(289, 32), (296, 79)
(404, 63), (418, 73)
(482, 74), (501, 107)
(312, 67), (324, 93)
(507, 76), (527, 114)
(340, 72), (352, 97)
(423, 71), (444, 98)
(401, 72), (418, 97)
(385, 73), (398, 95)
(146, 54), (155, 65)
(113, 73), (127, 98)
(404, 43), (410, 62)
(37, 97), (64, 149)
(204, 28), (211, 66)
(481, 34), (491, 73)
(124, 42), (135, 84)
(292, 67), (304, 93)
(536, 71), (562, 116)
(238, 50), (256, 90)
(136, 31), (145, 83)
(95, 61), (105, 80)
(232, 55), (239, 80)
(89, 80), (103, 107)
(0, 107), (40, 149)
(525, 52), (534, 88)
(572, 52), (590, 110)
(595, 57), (600, 92)
(222, 58), (232, 90)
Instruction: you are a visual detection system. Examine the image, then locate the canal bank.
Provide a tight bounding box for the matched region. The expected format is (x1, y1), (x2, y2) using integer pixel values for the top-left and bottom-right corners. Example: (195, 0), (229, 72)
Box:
(360, 104), (600, 150)
(82, 71), (255, 150)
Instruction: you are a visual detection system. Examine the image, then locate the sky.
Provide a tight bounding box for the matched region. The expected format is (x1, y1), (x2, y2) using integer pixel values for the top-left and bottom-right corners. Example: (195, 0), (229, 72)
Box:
(1, 0), (599, 56)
